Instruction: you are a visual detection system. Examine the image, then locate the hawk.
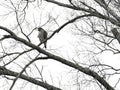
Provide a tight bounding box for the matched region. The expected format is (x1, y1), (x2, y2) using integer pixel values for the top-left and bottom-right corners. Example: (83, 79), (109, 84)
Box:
(38, 27), (47, 48)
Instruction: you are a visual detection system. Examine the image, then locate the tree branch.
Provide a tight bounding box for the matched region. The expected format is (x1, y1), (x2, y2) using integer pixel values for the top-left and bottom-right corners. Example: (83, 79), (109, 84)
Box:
(0, 26), (115, 90)
(9, 55), (49, 90)
(0, 66), (61, 90)
(45, 0), (120, 27)
(48, 14), (94, 40)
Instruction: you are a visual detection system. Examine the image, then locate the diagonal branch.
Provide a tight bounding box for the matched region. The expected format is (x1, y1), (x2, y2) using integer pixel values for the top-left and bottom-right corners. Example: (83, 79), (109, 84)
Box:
(45, 0), (96, 13)
(48, 14), (94, 40)
(0, 66), (61, 90)
(38, 14), (95, 46)
(45, 0), (120, 27)
(0, 26), (115, 90)
(94, 0), (120, 22)
(9, 54), (49, 90)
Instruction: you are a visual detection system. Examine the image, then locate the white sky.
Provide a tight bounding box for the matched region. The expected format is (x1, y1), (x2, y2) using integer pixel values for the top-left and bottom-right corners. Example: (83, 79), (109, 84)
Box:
(0, 0), (120, 90)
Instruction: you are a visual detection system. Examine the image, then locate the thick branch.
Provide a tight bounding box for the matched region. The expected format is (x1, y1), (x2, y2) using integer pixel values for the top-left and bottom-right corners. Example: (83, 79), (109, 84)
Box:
(45, 0), (94, 12)
(0, 66), (61, 90)
(45, 0), (120, 27)
(0, 26), (115, 90)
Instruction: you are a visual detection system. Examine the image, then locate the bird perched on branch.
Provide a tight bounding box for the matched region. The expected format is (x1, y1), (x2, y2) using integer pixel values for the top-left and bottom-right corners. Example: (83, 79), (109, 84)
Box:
(38, 27), (48, 48)
(111, 28), (120, 44)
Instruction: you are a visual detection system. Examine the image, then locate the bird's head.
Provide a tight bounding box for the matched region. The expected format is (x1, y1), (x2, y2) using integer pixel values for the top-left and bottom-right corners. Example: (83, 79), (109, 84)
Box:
(38, 27), (43, 31)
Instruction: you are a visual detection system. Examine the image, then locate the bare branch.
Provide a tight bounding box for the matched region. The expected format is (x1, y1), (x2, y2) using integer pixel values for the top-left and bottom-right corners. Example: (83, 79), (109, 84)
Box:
(48, 14), (94, 39)
(0, 26), (115, 90)
(0, 66), (61, 90)
(45, 0), (120, 26)
(9, 54), (49, 90)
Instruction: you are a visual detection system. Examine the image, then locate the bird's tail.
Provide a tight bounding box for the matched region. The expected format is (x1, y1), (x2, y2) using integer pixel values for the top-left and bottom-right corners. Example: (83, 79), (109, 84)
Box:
(44, 42), (47, 48)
